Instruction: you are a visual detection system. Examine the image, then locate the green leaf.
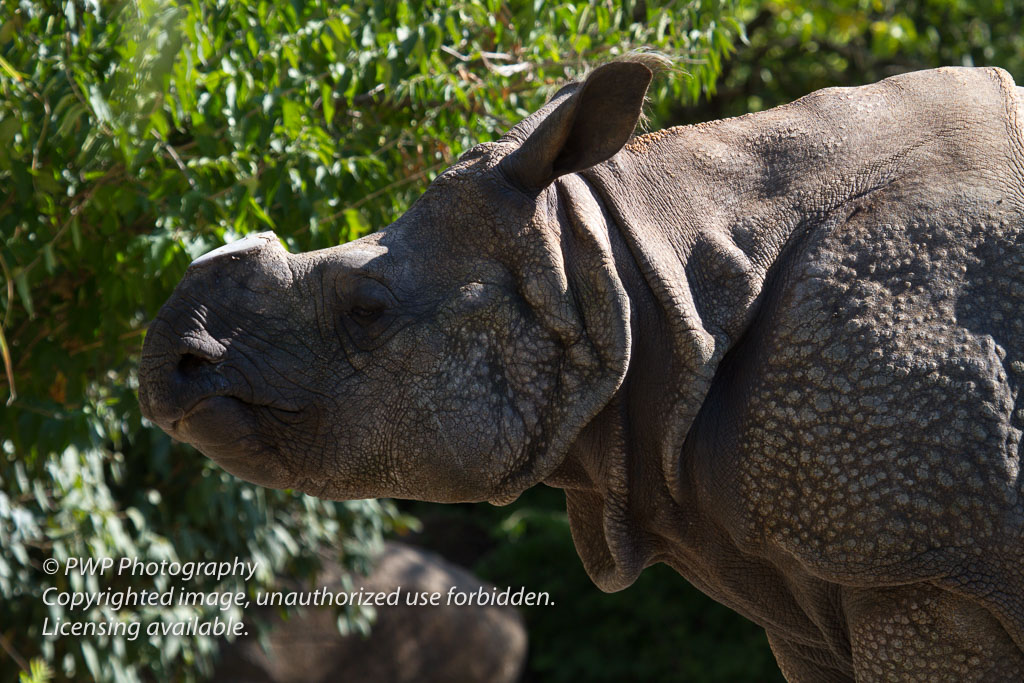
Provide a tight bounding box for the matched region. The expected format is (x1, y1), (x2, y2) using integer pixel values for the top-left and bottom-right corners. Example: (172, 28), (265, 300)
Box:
(87, 84), (112, 124)
(70, 216), (81, 251)
(42, 243), (56, 274)
(321, 81), (335, 126)
(281, 98), (301, 132)
(247, 196), (276, 229)
(245, 29), (260, 58)
(0, 55), (25, 82)
(81, 640), (101, 680)
(13, 269), (34, 319)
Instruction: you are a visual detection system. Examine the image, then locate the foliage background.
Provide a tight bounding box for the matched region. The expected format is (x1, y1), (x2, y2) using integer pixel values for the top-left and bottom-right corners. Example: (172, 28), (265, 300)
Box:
(0, 0), (1021, 681)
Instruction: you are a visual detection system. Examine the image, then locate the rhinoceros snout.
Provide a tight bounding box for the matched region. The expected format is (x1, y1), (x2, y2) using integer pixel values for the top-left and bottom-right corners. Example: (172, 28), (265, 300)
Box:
(138, 232), (313, 491)
(138, 232), (288, 435)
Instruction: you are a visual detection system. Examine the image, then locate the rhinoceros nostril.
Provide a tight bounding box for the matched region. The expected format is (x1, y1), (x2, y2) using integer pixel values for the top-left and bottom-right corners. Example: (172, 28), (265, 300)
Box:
(177, 352), (212, 379)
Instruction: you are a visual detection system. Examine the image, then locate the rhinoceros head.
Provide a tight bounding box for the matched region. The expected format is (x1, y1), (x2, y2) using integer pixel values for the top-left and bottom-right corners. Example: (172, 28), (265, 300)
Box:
(138, 61), (653, 504)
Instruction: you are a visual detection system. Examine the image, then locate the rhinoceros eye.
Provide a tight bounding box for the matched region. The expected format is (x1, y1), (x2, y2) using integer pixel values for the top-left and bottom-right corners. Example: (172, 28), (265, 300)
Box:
(350, 305), (382, 323)
(345, 278), (391, 326)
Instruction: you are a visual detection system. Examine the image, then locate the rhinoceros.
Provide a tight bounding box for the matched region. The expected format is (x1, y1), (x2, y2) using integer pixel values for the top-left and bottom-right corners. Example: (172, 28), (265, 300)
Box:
(138, 60), (1024, 680)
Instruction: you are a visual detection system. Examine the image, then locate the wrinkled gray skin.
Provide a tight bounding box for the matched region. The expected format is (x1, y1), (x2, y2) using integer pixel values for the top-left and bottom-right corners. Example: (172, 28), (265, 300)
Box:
(139, 62), (1024, 681)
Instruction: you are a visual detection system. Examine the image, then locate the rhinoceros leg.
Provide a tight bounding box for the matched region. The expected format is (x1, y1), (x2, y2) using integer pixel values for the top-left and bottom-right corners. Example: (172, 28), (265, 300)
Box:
(843, 583), (1024, 681)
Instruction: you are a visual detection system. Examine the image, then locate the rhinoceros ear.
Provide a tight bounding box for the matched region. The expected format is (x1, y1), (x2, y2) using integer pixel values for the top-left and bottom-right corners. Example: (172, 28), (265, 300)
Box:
(501, 61), (654, 191)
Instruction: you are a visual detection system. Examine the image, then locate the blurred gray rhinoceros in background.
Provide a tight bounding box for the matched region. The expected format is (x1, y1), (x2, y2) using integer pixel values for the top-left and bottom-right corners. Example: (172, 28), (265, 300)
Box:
(139, 60), (1024, 680)
(214, 542), (526, 683)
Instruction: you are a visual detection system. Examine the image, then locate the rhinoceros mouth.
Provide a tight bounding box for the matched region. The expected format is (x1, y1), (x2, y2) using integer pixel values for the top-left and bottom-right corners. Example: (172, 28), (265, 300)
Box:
(171, 395), (298, 490)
